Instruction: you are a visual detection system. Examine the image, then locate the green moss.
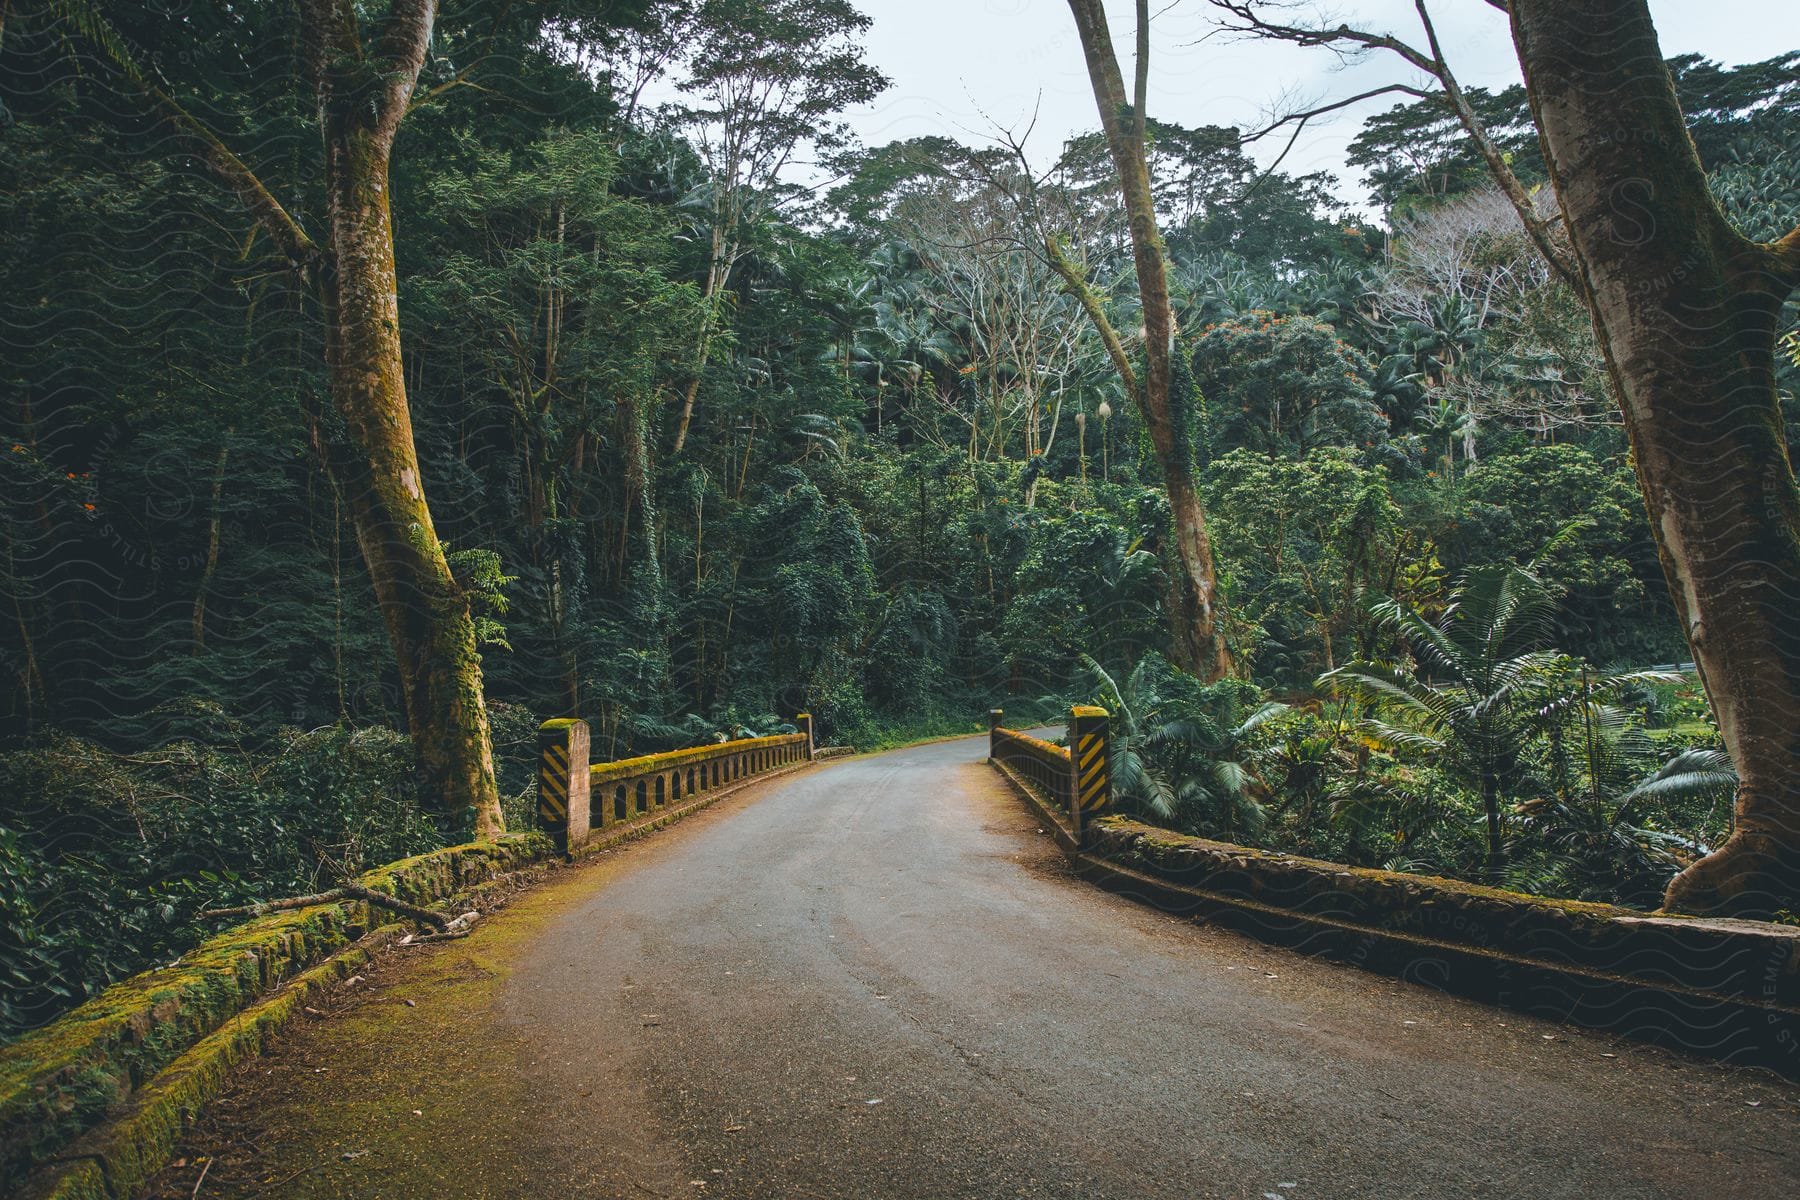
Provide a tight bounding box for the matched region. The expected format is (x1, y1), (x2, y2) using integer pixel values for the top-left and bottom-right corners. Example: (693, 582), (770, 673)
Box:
(1095, 817), (1635, 923)
(15, 942), (390, 1200)
(588, 734), (806, 785)
(2, 833), (554, 1194)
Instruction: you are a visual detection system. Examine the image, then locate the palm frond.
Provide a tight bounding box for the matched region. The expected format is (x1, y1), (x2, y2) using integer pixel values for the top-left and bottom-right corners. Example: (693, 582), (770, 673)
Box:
(1620, 749), (1738, 809)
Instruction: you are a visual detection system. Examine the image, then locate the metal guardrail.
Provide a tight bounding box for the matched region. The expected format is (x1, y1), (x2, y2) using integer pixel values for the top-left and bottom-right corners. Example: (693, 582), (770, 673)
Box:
(537, 714), (815, 853)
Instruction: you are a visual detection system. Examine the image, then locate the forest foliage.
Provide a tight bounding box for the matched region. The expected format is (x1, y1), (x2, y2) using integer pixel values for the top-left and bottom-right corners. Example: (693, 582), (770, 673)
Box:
(2, 1), (1797, 1036)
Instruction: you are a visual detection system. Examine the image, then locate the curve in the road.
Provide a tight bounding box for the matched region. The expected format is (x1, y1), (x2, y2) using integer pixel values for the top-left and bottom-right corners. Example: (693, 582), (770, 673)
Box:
(147, 734), (1800, 1200)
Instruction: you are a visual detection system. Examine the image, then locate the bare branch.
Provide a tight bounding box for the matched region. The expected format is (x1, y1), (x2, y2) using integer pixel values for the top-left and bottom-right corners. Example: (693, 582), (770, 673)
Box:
(1205, 0), (1578, 284)
(1238, 82), (1432, 143)
(1207, 1), (1439, 73)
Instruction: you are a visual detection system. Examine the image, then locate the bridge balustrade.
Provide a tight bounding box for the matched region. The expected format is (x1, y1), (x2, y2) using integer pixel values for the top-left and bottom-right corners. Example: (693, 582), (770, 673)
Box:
(987, 705), (1112, 841)
(537, 714), (815, 853)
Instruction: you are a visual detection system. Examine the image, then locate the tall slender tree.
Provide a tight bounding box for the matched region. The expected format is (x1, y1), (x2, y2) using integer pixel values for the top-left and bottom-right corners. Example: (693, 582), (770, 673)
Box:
(1064, 0), (1232, 681)
(657, 0), (889, 454)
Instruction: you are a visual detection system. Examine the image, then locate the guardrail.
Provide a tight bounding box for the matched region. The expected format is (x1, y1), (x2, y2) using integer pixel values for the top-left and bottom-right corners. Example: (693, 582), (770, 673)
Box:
(987, 705), (1111, 839)
(538, 713), (815, 853)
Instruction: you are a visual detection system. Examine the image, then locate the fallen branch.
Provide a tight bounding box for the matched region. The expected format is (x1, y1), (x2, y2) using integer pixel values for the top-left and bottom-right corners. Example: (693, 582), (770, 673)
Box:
(397, 912), (480, 945)
(199, 883), (458, 932)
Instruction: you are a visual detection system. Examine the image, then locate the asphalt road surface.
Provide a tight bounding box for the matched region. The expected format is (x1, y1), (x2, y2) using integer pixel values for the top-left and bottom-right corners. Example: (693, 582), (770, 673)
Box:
(154, 734), (1800, 1200)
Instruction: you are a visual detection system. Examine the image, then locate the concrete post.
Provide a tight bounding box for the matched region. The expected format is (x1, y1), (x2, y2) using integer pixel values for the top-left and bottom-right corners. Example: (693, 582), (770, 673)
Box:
(795, 712), (815, 760)
(538, 718), (591, 854)
(1068, 705), (1110, 844)
(988, 709), (1005, 761)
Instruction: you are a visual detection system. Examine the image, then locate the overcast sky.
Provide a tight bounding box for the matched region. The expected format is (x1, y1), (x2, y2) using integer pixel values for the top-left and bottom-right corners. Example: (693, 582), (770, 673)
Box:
(829, 0), (1796, 212)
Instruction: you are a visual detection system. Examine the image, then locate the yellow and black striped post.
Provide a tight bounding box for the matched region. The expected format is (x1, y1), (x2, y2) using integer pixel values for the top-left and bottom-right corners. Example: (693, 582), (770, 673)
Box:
(795, 712), (815, 760)
(538, 718), (591, 854)
(988, 708), (1005, 761)
(1068, 705), (1110, 840)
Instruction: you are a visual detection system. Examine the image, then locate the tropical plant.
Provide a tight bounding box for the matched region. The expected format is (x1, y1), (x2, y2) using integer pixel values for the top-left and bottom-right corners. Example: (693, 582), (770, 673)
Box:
(1320, 564), (1675, 874)
(1083, 654), (1286, 841)
(1514, 733), (1735, 905)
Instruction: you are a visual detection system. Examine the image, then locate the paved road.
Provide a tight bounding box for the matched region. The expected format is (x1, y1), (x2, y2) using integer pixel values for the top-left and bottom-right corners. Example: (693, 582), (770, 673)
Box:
(157, 734), (1800, 1199)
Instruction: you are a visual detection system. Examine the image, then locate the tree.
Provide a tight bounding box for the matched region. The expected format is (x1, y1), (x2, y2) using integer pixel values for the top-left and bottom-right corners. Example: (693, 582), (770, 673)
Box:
(410, 129), (702, 716)
(1323, 565), (1671, 874)
(1064, 0), (1232, 681)
(42, 0), (515, 837)
(1203, 448), (1404, 679)
(1507, 1), (1800, 916)
(1375, 186), (1612, 439)
(1447, 447), (1673, 663)
(1346, 83), (1540, 215)
(652, 0), (890, 453)
(1190, 314), (1385, 458)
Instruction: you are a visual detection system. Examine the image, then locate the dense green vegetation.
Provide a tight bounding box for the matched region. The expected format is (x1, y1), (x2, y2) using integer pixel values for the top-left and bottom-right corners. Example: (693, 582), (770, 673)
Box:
(2, 1), (1796, 1036)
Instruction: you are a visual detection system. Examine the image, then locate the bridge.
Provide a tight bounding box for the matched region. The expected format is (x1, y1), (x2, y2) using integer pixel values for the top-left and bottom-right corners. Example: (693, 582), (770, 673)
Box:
(5, 718), (1799, 1199)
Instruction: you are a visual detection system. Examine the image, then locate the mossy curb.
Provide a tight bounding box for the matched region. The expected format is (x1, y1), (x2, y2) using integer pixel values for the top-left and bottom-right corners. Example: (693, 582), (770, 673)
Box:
(0, 833), (552, 1195)
(3, 756), (811, 1200)
(1071, 816), (1800, 1069)
(15, 932), (404, 1200)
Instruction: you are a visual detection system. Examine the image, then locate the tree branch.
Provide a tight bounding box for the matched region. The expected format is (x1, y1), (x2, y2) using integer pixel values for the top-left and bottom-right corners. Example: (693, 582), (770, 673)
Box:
(407, 60), (496, 115)
(373, 0), (438, 138)
(54, 1), (322, 281)
(1044, 234), (1139, 403)
(1239, 82), (1432, 143)
(199, 883), (459, 931)
(1411, 0), (1577, 283)
(142, 84), (320, 278)
(1206, 0), (1578, 284)
(1208, 1), (1439, 73)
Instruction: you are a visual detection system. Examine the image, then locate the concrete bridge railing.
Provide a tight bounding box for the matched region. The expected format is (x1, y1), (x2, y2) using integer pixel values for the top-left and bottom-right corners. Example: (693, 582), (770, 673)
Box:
(537, 714), (815, 853)
(987, 705), (1111, 839)
(982, 705), (1800, 1071)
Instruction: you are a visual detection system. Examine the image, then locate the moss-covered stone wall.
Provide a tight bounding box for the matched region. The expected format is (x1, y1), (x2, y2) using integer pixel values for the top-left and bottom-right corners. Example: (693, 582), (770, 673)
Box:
(0, 833), (552, 1194)
(1081, 817), (1800, 1066)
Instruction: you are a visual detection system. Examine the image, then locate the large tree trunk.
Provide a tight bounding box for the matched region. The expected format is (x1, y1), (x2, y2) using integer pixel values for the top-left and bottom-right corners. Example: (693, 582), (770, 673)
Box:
(1511, 0), (1800, 915)
(303, 0), (504, 839)
(1065, 0), (1231, 681)
(71, 0), (505, 836)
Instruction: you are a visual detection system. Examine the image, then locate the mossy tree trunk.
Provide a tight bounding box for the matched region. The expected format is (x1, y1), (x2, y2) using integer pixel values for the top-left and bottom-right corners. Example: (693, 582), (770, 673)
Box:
(1065, 0), (1231, 682)
(98, 0), (504, 837)
(1511, 0), (1800, 915)
(296, 0), (503, 840)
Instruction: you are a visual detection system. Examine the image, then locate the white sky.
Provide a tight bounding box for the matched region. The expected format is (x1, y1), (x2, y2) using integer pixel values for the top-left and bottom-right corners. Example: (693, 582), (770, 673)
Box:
(833, 0), (1798, 212)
